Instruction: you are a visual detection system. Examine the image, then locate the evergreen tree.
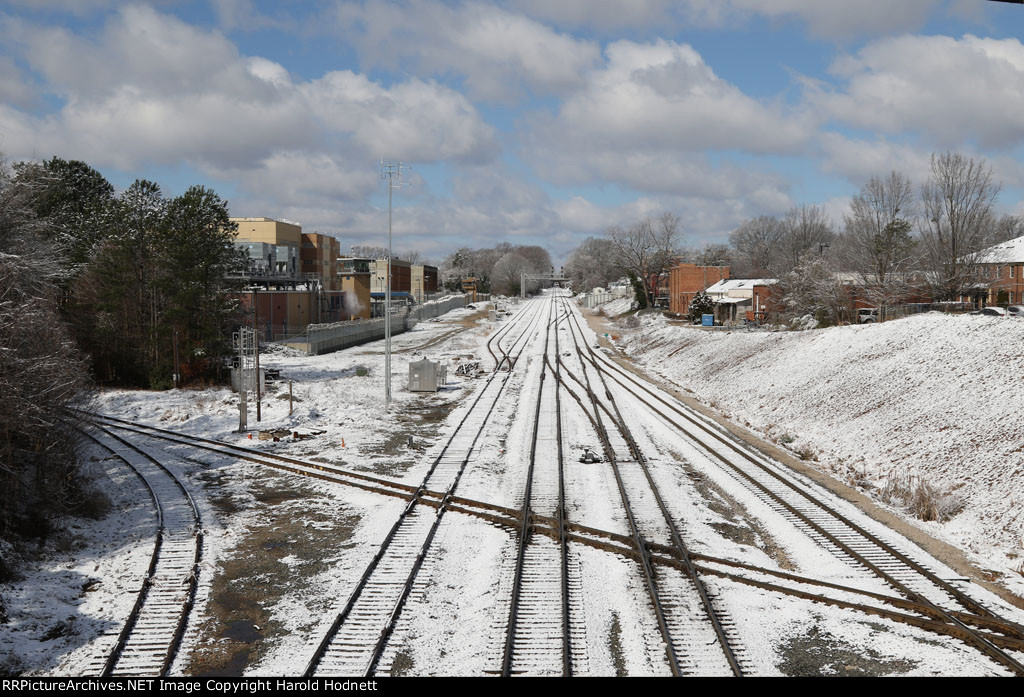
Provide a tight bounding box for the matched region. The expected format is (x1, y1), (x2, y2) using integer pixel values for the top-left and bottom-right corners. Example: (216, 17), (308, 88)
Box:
(688, 290), (714, 323)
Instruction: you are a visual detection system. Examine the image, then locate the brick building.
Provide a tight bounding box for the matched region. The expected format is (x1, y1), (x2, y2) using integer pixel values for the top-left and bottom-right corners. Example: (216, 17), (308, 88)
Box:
(370, 258), (412, 294)
(976, 235), (1024, 306)
(301, 232), (341, 291)
(339, 258), (372, 319)
(411, 264), (439, 301)
(668, 263), (731, 316)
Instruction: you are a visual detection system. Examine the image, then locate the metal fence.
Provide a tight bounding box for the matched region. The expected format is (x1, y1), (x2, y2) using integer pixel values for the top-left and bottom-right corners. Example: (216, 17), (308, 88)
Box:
(302, 293), (489, 356)
(582, 291), (615, 308)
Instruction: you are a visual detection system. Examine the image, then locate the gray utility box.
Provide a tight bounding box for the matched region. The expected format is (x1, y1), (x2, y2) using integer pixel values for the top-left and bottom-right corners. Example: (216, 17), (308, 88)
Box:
(231, 367), (265, 393)
(408, 358), (447, 392)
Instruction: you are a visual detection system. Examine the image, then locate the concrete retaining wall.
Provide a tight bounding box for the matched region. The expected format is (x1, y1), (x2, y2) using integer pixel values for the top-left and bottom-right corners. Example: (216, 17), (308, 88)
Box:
(303, 293), (490, 355)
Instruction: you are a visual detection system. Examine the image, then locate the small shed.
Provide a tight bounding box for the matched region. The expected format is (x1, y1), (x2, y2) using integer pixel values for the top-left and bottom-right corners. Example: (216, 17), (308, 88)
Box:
(409, 358), (446, 392)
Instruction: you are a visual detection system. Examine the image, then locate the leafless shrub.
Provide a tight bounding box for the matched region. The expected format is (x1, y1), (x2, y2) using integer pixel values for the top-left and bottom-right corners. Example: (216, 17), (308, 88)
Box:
(794, 444), (818, 461)
(880, 468), (963, 522)
(620, 314), (640, 328)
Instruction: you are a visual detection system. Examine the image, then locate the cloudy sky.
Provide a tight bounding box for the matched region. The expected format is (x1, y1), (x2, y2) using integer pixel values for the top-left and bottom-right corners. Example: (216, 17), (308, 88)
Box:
(2, 1), (1023, 264)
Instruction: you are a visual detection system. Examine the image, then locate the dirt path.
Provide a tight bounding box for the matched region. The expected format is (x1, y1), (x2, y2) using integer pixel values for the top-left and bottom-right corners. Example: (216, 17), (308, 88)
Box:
(580, 307), (1024, 612)
(395, 304), (491, 354)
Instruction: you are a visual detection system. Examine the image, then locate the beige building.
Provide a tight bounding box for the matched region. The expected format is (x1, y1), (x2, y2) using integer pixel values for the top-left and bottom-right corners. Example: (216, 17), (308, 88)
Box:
(301, 232), (341, 291)
(370, 258), (412, 294)
(231, 217), (302, 247)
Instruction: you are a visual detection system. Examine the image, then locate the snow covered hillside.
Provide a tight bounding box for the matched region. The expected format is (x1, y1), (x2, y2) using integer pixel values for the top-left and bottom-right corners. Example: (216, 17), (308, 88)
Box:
(615, 312), (1024, 587)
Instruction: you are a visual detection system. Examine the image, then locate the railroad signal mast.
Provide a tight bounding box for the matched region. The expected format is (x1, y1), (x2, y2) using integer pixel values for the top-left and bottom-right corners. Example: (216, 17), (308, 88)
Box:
(233, 326), (258, 432)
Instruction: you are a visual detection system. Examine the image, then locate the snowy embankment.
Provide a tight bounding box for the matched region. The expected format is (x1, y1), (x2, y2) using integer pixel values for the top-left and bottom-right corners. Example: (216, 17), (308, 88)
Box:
(616, 312), (1024, 581)
(595, 296), (635, 316)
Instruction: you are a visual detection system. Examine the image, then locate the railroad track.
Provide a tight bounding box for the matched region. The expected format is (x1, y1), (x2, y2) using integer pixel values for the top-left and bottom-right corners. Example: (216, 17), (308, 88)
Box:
(72, 292), (1024, 675)
(556, 295), (744, 676)
(499, 292), (584, 676)
(302, 296), (549, 676)
(569, 301), (1024, 676)
(78, 425), (203, 677)
(80, 410), (1024, 670)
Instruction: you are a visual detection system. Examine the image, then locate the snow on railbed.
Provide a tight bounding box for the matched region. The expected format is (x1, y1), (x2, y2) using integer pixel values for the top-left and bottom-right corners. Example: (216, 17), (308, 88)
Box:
(0, 303), (496, 676)
(613, 310), (1024, 595)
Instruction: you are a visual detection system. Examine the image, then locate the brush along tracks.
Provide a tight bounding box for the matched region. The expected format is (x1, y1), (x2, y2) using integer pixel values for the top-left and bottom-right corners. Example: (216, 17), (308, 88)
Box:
(79, 426), (203, 677)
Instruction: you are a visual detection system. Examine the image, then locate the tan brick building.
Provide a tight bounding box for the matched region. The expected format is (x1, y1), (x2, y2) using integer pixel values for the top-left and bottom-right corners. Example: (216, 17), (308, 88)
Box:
(301, 232), (341, 291)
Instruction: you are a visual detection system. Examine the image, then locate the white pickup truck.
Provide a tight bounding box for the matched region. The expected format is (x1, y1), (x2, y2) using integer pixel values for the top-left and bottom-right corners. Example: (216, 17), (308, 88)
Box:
(858, 308), (878, 323)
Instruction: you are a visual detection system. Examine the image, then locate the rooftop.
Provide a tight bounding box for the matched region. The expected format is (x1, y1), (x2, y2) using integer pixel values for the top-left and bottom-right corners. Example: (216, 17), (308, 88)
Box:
(977, 234), (1024, 264)
(705, 278), (777, 293)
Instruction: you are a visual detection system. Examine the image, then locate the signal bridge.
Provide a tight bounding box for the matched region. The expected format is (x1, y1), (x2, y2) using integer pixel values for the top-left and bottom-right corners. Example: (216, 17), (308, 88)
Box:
(520, 272), (569, 299)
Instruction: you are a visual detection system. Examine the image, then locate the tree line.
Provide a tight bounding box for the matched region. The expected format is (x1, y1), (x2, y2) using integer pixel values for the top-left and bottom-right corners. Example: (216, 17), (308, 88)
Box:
(565, 152), (1021, 320)
(0, 156), (240, 554)
(441, 243), (553, 296)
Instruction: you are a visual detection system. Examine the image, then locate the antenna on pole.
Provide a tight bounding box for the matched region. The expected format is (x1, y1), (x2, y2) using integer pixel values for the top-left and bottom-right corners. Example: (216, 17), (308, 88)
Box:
(380, 160), (405, 408)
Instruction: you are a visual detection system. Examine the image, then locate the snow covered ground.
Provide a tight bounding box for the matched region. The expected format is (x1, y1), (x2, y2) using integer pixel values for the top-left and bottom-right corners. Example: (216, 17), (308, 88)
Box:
(612, 310), (1024, 596)
(4, 296), (1023, 677)
(0, 302), (501, 676)
(595, 296), (635, 317)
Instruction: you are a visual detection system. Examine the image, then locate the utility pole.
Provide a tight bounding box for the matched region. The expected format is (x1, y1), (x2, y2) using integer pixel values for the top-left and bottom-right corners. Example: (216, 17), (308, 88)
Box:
(380, 160), (404, 408)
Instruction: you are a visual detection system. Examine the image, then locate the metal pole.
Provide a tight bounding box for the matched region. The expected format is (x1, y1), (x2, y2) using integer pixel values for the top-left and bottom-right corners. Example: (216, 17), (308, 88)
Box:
(385, 178), (392, 407)
(172, 328), (179, 389)
(253, 287), (261, 422)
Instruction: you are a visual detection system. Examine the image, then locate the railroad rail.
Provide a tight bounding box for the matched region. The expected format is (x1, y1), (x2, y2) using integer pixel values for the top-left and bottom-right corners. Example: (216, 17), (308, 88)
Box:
(570, 300), (1024, 676)
(302, 297), (549, 676)
(71, 291), (1024, 675)
(500, 293), (581, 676)
(78, 425), (203, 677)
(556, 295), (744, 676)
(80, 407), (1024, 672)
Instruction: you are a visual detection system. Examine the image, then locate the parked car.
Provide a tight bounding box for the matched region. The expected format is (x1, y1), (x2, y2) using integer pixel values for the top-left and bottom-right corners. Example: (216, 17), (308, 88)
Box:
(1007, 305), (1024, 318)
(857, 308), (878, 323)
(970, 306), (1006, 317)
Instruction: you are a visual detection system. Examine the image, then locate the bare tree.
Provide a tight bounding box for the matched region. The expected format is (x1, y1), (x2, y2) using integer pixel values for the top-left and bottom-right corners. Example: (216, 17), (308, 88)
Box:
(491, 252), (533, 295)
(841, 171), (916, 319)
(401, 249), (423, 265)
(776, 253), (853, 327)
(350, 245), (389, 258)
(608, 212), (684, 306)
(728, 216), (784, 277)
(919, 152), (1000, 301)
(693, 242), (731, 267)
(778, 204), (834, 274)
(564, 236), (620, 292)
(0, 158), (92, 539)
(992, 214), (1022, 245)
